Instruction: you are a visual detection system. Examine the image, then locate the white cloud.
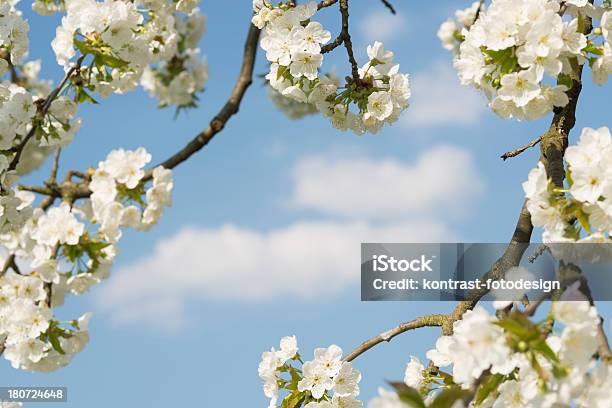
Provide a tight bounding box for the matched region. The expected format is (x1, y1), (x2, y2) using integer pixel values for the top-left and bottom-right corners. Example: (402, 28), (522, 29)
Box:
(291, 145), (484, 220)
(94, 219), (454, 331)
(359, 10), (407, 42)
(402, 62), (487, 127)
(96, 146), (485, 330)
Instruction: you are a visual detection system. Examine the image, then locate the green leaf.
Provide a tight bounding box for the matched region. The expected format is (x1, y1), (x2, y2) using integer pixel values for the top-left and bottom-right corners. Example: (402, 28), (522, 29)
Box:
(389, 382), (426, 408)
(437, 370), (455, 386)
(496, 316), (538, 341)
(584, 43), (603, 56)
(530, 339), (559, 363)
(475, 374), (504, 405)
(280, 391), (303, 408)
(566, 168), (574, 188)
(483, 47), (518, 75)
(48, 331), (66, 355)
(74, 87), (98, 104)
(429, 387), (471, 408)
(95, 53), (129, 69)
(74, 38), (96, 56)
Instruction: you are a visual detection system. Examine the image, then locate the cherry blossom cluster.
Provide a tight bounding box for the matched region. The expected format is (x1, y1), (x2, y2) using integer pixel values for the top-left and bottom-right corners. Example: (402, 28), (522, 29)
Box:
(0, 198), (99, 371)
(0, 6), (79, 168)
(0, 0), (180, 375)
(0, 147), (172, 372)
(0, 268), (92, 372)
(0, 80), (80, 163)
(0, 173), (34, 237)
(259, 336), (363, 408)
(255, 1), (411, 134)
(50, 0), (208, 108)
(376, 284), (608, 407)
(140, 7), (209, 109)
(0, 2), (29, 67)
(89, 147), (173, 241)
(523, 126), (612, 256)
(440, 0), (612, 121)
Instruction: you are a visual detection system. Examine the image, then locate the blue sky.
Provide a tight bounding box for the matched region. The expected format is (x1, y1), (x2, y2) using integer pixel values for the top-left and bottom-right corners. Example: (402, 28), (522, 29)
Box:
(3, 1), (611, 406)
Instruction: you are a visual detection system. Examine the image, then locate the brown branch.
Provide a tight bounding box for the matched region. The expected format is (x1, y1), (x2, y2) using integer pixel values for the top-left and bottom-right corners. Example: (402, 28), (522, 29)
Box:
(18, 22), (262, 198)
(339, 0), (359, 81)
(142, 23), (261, 181)
(472, 0), (486, 25)
(48, 147), (62, 184)
(341, 36), (591, 346)
(444, 199), (533, 334)
(317, 0), (338, 10)
(0, 254), (16, 278)
(595, 314), (612, 361)
(1, 52), (21, 86)
(379, 0), (396, 15)
(321, 0), (359, 80)
(342, 314), (448, 363)
(501, 137), (541, 160)
(523, 291), (552, 317)
(321, 35), (344, 54)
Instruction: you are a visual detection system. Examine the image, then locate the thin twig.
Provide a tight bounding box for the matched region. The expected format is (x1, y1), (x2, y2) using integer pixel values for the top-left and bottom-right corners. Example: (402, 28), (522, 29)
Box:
(379, 0), (396, 14)
(339, 0), (360, 81)
(321, 0), (359, 73)
(321, 35), (344, 54)
(528, 244), (548, 263)
(65, 170), (87, 182)
(2, 53), (21, 85)
(317, 0), (338, 10)
(48, 147), (62, 184)
(472, 0), (486, 25)
(342, 314), (448, 363)
(0, 254), (16, 278)
(501, 137), (541, 160)
(523, 291), (552, 317)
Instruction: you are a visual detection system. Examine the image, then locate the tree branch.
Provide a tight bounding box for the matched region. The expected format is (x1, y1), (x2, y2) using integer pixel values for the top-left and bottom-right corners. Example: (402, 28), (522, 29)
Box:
(443, 4), (595, 334)
(48, 147), (62, 184)
(321, 0), (359, 80)
(501, 137), (541, 161)
(445, 199), (533, 334)
(1, 52), (22, 86)
(0, 254), (17, 278)
(18, 21), (262, 197)
(317, 0), (338, 10)
(339, 0), (359, 81)
(379, 0), (396, 15)
(143, 23), (261, 181)
(472, 0), (486, 25)
(342, 314), (448, 363)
